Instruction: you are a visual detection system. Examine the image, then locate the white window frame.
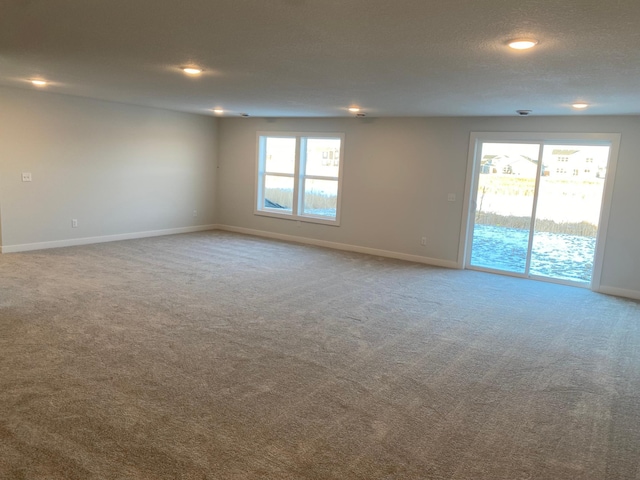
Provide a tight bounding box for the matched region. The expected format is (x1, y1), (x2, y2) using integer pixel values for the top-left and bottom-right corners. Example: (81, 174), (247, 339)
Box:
(255, 131), (345, 226)
(459, 132), (621, 292)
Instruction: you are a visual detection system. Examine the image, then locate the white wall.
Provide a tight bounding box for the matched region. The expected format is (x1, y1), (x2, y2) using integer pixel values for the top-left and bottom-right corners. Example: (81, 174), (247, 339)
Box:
(2, 91), (638, 297)
(217, 116), (640, 297)
(0, 87), (218, 250)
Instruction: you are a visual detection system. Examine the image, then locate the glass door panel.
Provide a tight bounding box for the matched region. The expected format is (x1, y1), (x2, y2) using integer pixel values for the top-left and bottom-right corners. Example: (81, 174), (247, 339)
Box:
(530, 145), (610, 283)
(470, 143), (541, 274)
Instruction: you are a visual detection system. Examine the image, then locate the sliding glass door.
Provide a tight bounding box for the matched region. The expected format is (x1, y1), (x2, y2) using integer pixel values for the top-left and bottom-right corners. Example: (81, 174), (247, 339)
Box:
(528, 145), (611, 283)
(465, 135), (615, 287)
(470, 142), (541, 274)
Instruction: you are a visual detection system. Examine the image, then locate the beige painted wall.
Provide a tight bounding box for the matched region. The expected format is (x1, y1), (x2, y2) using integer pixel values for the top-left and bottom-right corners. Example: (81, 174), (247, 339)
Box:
(216, 116), (640, 295)
(2, 87), (638, 296)
(0, 87), (218, 248)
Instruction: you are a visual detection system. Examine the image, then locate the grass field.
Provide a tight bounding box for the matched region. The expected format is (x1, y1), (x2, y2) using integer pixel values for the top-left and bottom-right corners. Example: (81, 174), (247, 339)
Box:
(474, 212), (598, 237)
(477, 175), (604, 197)
(265, 188), (337, 210)
(476, 174), (604, 235)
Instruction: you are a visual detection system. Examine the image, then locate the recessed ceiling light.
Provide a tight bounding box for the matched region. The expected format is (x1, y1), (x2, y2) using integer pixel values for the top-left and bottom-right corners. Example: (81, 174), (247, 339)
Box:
(508, 39), (538, 50)
(182, 67), (202, 75)
(348, 106), (360, 113)
(572, 103), (589, 109)
(212, 108), (224, 114)
(31, 79), (48, 87)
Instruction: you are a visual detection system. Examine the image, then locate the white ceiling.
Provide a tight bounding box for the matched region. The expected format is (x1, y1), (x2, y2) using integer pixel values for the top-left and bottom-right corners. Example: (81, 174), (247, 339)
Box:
(2, 0), (640, 117)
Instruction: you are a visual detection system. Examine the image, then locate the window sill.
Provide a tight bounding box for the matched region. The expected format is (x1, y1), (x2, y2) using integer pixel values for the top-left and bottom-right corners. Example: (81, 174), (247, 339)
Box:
(254, 209), (340, 227)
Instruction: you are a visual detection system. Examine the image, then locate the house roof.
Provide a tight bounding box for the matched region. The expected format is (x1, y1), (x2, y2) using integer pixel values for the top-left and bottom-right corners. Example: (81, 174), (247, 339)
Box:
(551, 149), (581, 156)
(490, 155), (538, 166)
(2, 0), (639, 117)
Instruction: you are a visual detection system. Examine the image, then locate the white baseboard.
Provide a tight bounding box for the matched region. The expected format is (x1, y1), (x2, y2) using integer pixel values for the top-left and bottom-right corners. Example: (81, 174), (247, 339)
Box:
(5, 223), (639, 301)
(597, 285), (640, 301)
(1, 223), (457, 271)
(215, 224), (459, 269)
(1, 225), (217, 253)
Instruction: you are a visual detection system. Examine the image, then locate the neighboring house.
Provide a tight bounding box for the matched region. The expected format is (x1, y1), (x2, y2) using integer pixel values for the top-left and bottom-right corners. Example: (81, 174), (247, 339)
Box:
(480, 155), (499, 174)
(482, 150), (607, 179)
(480, 154), (539, 177)
(546, 149), (607, 179)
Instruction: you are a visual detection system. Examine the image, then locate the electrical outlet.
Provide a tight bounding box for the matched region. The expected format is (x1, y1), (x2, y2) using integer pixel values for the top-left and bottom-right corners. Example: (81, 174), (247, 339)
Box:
(420, 236), (427, 246)
(447, 193), (456, 202)
(22, 172), (32, 182)
(72, 219), (78, 228)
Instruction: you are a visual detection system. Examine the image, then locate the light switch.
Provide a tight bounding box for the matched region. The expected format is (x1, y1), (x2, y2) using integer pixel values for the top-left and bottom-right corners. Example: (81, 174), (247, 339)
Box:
(447, 193), (456, 202)
(22, 172), (32, 182)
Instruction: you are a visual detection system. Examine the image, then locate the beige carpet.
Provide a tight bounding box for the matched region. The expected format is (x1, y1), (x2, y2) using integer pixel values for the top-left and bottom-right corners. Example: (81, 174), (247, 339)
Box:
(1, 231), (639, 479)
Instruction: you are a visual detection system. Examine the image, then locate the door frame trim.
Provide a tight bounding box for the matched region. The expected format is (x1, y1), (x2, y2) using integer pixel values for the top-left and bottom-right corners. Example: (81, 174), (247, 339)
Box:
(458, 132), (621, 292)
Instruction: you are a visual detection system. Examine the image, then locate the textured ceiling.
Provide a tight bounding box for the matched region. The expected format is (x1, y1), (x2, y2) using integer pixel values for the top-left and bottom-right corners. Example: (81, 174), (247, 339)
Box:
(1, 0), (640, 117)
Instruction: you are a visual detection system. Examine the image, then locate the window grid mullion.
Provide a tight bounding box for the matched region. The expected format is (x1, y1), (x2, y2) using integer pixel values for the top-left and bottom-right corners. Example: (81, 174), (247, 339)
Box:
(297, 137), (309, 215)
(264, 172), (295, 178)
(291, 137), (302, 216)
(304, 175), (339, 181)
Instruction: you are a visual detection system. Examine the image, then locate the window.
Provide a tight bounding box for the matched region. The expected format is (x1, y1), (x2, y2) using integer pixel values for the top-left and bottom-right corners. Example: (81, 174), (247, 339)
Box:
(256, 132), (344, 225)
(463, 131), (620, 291)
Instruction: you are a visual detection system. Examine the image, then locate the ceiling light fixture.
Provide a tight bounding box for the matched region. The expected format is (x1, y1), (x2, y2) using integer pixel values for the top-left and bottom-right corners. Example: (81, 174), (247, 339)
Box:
(348, 106), (360, 113)
(572, 103), (589, 109)
(212, 108), (224, 114)
(182, 67), (202, 75)
(31, 79), (48, 87)
(508, 39), (538, 50)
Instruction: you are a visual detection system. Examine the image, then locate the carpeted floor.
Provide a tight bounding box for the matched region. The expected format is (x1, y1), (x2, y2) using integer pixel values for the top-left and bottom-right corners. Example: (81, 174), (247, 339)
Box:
(1, 231), (639, 479)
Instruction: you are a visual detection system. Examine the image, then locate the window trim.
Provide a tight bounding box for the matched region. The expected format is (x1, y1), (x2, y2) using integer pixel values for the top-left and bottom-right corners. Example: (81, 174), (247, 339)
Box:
(459, 131), (621, 292)
(255, 131), (345, 226)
